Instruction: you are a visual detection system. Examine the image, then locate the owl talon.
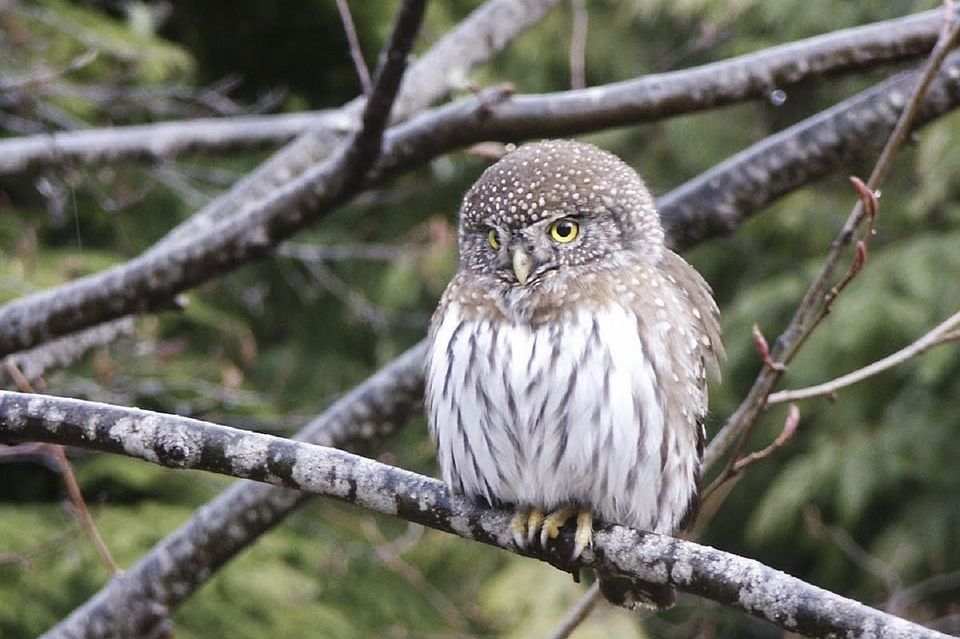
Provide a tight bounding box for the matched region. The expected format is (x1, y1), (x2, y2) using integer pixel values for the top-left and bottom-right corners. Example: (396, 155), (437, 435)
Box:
(510, 508), (531, 549)
(570, 509), (594, 562)
(539, 506), (578, 548)
(526, 508), (545, 546)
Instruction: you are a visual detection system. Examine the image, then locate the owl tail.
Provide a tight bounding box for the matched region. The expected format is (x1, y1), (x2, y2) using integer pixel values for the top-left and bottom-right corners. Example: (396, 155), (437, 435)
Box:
(598, 572), (676, 610)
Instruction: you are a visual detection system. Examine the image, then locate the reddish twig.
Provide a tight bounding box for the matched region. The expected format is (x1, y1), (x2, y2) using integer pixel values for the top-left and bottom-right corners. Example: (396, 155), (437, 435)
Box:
(703, 0), (960, 473)
(818, 177), (878, 323)
(700, 404), (801, 506)
(731, 403), (800, 473)
(51, 445), (121, 575)
(752, 324), (786, 372)
(2, 358), (119, 574)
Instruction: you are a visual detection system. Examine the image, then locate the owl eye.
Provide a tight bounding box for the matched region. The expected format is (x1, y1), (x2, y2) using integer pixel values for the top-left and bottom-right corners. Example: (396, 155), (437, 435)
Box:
(486, 229), (501, 250)
(548, 218), (580, 243)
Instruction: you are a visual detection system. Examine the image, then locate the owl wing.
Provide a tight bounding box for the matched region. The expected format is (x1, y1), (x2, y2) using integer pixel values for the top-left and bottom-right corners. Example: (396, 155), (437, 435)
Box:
(650, 250), (723, 531)
(660, 250), (724, 381)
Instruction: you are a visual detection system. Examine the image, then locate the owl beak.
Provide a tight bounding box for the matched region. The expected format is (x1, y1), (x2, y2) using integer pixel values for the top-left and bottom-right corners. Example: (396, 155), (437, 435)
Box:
(512, 246), (533, 285)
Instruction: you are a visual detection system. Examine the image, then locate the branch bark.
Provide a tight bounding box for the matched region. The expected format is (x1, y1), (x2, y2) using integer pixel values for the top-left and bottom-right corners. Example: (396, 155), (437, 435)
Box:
(151, 0), (565, 252)
(39, 341), (426, 639)
(0, 391), (949, 639)
(0, 8), (941, 178)
(5, 45), (960, 360)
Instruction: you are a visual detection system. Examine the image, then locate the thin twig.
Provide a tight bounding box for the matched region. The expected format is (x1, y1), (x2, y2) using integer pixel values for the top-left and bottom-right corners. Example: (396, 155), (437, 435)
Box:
(886, 569), (960, 614)
(805, 506), (901, 594)
(360, 519), (469, 632)
(768, 309), (960, 404)
(731, 403), (800, 473)
(335, 0), (373, 95)
(702, 1), (960, 473)
(2, 359), (120, 575)
(569, 0), (587, 90)
(546, 582), (602, 639)
(51, 445), (122, 575)
(700, 404), (799, 504)
(0, 50), (98, 91)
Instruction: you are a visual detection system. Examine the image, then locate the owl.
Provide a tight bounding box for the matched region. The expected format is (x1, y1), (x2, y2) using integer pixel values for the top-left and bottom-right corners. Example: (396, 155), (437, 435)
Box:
(426, 140), (722, 603)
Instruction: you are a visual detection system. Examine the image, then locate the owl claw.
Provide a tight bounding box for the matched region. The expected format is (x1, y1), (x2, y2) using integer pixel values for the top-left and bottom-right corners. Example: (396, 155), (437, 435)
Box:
(512, 506), (594, 561)
(570, 509), (594, 562)
(526, 508), (545, 546)
(510, 508), (531, 549)
(538, 507), (594, 561)
(539, 506), (577, 548)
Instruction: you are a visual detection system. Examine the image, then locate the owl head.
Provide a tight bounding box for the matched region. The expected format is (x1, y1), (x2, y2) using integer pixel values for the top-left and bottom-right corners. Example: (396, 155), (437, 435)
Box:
(457, 139), (665, 288)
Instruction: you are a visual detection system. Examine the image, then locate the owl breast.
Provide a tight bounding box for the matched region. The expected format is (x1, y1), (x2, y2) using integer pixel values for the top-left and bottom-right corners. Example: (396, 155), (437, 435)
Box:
(426, 301), (701, 534)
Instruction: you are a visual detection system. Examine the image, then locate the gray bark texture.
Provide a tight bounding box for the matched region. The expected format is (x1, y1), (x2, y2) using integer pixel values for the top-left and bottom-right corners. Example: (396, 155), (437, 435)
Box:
(0, 8), (941, 177)
(0, 391), (950, 639)
(4, 45), (960, 359)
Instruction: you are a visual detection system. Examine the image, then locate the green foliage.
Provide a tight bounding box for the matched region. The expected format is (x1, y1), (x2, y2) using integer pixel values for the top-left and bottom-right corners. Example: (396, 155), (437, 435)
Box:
(3, 0), (960, 637)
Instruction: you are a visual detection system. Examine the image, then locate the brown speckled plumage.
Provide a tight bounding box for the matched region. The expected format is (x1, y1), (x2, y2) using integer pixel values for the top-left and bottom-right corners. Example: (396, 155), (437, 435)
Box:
(426, 140), (722, 605)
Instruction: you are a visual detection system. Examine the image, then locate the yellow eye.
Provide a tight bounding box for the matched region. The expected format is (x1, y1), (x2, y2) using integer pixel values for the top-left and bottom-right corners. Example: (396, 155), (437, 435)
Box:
(549, 218), (579, 243)
(486, 229), (501, 250)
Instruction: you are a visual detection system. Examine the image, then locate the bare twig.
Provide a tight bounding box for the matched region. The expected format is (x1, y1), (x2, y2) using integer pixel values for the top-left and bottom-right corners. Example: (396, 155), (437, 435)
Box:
(51, 445), (121, 575)
(569, 0), (587, 90)
(360, 519), (469, 632)
(546, 582), (603, 639)
(700, 404), (800, 505)
(768, 309), (960, 404)
(702, 2), (960, 472)
(0, 50), (98, 91)
(731, 404), (800, 473)
(335, 0), (373, 95)
(805, 506), (901, 594)
(0, 391), (951, 639)
(887, 569), (960, 614)
(2, 359), (120, 575)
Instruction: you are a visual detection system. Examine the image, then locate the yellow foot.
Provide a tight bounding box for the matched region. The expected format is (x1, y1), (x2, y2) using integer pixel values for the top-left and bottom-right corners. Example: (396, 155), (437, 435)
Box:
(509, 506), (544, 549)
(539, 506), (594, 561)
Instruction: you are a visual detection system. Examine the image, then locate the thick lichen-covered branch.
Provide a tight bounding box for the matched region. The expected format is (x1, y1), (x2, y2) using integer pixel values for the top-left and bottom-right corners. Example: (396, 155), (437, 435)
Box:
(0, 8), (941, 177)
(39, 341), (427, 639)
(0, 391), (949, 639)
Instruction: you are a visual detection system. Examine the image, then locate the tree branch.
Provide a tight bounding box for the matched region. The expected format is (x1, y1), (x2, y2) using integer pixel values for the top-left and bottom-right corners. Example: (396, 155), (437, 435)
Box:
(0, 317), (135, 390)
(0, 391), (949, 639)
(703, 4), (960, 470)
(0, 8), (941, 178)
(767, 308), (960, 404)
(41, 339), (428, 639)
(7, 43), (960, 361)
(151, 0), (565, 252)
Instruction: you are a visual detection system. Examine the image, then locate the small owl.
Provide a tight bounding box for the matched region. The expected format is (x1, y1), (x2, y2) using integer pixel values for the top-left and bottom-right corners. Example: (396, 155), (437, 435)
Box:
(426, 140), (722, 603)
